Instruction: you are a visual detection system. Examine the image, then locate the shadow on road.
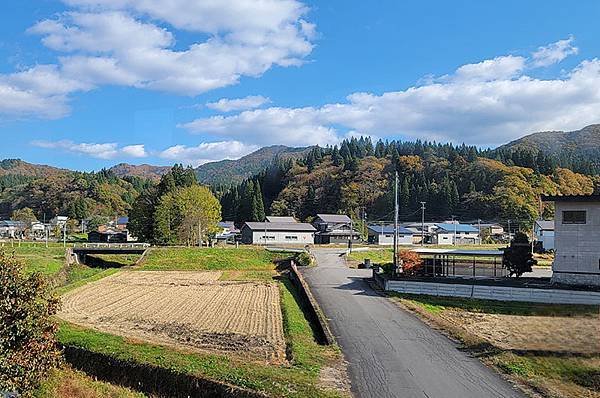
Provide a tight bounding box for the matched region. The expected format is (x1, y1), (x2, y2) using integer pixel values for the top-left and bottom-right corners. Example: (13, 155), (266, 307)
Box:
(333, 276), (380, 297)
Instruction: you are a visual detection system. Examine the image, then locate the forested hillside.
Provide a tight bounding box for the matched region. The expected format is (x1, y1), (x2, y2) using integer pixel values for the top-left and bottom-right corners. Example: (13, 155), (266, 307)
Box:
(195, 145), (311, 185)
(0, 162), (152, 220)
(494, 124), (600, 174)
(220, 137), (598, 230)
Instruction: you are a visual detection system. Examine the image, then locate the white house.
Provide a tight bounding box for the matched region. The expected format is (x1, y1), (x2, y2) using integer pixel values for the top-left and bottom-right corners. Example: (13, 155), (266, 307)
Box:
(367, 225), (413, 245)
(534, 220), (555, 251)
(432, 223), (479, 245)
(542, 195), (600, 286)
(0, 220), (25, 238)
(50, 215), (68, 227)
(241, 222), (316, 245)
(215, 221), (239, 242)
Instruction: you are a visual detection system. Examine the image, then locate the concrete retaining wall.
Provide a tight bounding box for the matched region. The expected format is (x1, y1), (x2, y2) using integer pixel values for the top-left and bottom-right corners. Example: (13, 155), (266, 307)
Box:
(384, 279), (600, 305)
(288, 261), (335, 345)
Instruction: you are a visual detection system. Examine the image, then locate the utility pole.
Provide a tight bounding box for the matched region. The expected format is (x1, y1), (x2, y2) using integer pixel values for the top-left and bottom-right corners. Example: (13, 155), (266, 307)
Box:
(451, 215), (457, 245)
(393, 171), (399, 272)
(420, 202), (426, 246)
(264, 217), (268, 246)
(507, 219), (511, 242)
(477, 219), (482, 245)
(62, 222), (66, 248)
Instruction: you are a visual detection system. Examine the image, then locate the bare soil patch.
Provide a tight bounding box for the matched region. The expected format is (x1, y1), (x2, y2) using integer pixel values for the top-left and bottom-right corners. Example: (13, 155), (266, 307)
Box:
(440, 310), (600, 355)
(60, 271), (286, 363)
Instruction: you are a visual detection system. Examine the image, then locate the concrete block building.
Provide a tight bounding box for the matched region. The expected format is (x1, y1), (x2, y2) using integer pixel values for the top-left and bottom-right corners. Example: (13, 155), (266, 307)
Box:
(367, 224), (414, 245)
(542, 195), (600, 286)
(241, 222), (316, 245)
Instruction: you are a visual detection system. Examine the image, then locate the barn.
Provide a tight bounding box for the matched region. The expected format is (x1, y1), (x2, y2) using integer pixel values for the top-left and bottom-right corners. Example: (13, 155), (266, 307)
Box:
(241, 222), (316, 245)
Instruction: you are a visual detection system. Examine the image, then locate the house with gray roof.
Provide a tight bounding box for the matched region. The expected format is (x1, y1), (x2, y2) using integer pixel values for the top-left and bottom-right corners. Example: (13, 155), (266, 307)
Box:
(241, 222), (316, 245)
(432, 223), (479, 245)
(367, 224), (413, 245)
(534, 220), (554, 251)
(312, 213), (359, 244)
(266, 216), (298, 223)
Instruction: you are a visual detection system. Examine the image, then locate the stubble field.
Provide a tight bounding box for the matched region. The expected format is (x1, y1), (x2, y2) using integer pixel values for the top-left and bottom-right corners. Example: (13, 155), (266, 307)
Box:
(59, 270), (286, 363)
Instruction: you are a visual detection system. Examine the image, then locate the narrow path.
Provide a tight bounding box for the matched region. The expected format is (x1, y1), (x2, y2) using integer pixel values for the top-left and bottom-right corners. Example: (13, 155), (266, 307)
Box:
(301, 249), (526, 398)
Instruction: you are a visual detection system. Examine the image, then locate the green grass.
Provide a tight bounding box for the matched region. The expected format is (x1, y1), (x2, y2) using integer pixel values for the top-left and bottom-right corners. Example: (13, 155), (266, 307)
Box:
(35, 367), (146, 398)
(2, 245), (66, 275)
(140, 247), (281, 271)
(492, 353), (600, 393)
(390, 292), (599, 317)
(56, 277), (345, 398)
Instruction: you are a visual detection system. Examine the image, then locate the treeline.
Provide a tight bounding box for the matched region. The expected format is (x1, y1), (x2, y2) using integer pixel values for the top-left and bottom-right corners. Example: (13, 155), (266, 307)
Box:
(487, 147), (600, 175)
(220, 137), (597, 230)
(0, 168), (152, 220)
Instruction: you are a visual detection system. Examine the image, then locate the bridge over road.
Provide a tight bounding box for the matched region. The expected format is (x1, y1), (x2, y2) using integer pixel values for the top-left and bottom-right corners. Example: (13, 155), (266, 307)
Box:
(300, 248), (525, 398)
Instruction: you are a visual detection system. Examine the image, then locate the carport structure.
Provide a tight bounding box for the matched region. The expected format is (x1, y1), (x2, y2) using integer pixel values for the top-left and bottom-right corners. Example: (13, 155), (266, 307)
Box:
(410, 248), (506, 278)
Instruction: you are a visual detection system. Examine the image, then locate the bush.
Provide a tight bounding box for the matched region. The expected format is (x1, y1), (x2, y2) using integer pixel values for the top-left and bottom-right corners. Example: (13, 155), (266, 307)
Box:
(503, 232), (537, 277)
(295, 251), (313, 267)
(398, 250), (423, 276)
(0, 251), (62, 396)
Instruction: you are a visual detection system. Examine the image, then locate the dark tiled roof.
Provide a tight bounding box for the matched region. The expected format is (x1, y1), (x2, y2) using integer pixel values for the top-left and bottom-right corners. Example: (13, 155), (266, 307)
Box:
(367, 224), (413, 234)
(315, 214), (352, 223)
(243, 222), (316, 232)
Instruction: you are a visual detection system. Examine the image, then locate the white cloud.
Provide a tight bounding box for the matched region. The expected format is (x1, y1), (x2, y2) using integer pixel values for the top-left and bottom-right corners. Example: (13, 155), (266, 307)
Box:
(159, 141), (258, 166)
(32, 140), (147, 159)
(532, 36), (579, 67)
(181, 107), (339, 147)
(451, 56), (525, 82)
(180, 54), (600, 147)
(206, 95), (271, 112)
(0, 0), (315, 119)
(121, 144), (148, 157)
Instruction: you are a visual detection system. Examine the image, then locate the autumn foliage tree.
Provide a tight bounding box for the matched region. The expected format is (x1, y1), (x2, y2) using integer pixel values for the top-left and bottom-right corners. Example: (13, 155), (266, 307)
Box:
(0, 251), (61, 395)
(398, 250), (423, 276)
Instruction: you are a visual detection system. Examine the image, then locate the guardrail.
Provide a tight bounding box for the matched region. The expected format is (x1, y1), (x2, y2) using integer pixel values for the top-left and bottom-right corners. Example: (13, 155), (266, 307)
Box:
(74, 243), (150, 249)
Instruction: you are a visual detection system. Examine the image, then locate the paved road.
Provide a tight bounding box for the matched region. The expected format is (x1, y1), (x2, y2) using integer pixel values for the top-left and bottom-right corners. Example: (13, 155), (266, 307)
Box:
(301, 249), (526, 398)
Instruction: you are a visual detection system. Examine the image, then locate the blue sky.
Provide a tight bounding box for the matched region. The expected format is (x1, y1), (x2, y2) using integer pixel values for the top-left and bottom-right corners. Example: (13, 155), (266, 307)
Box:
(1, 0), (600, 170)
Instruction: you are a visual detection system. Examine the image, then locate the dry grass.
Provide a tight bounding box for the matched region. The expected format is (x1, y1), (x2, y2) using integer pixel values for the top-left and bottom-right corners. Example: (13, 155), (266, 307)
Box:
(59, 271), (286, 363)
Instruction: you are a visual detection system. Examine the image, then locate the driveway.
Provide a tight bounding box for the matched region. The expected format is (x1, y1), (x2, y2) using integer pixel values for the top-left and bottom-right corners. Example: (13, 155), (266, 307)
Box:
(301, 249), (525, 398)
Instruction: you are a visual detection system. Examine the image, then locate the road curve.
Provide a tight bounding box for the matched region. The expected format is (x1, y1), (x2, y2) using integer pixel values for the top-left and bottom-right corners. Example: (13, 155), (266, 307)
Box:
(301, 249), (525, 398)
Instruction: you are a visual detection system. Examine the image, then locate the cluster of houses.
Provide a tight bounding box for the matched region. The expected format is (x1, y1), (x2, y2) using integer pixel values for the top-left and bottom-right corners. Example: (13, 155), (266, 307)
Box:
(218, 214), (512, 246)
(0, 216), (67, 239)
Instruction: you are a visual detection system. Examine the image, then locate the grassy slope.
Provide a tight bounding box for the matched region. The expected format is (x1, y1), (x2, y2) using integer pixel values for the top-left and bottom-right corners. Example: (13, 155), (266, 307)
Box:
(6, 245), (66, 275)
(391, 293), (600, 397)
(56, 278), (344, 398)
(140, 247), (280, 281)
(35, 368), (145, 398)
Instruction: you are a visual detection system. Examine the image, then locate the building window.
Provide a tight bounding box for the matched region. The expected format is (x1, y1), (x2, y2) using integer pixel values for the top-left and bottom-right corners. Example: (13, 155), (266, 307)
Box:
(562, 210), (586, 224)
(260, 235), (276, 240)
(285, 235), (299, 240)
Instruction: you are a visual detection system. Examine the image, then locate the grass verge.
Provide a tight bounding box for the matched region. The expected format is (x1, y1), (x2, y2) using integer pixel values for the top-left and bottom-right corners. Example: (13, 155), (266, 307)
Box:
(139, 247), (280, 271)
(35, 367), (145, 398)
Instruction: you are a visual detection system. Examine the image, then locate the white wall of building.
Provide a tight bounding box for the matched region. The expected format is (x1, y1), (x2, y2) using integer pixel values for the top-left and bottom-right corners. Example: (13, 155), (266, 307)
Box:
(553, 201), (600, 286)
(371, 233), (413, 245)
(250, 231), (314, 245)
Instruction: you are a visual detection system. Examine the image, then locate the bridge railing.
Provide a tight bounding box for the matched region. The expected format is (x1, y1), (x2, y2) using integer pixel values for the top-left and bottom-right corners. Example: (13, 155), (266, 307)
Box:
(73, 242), (150, 249)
